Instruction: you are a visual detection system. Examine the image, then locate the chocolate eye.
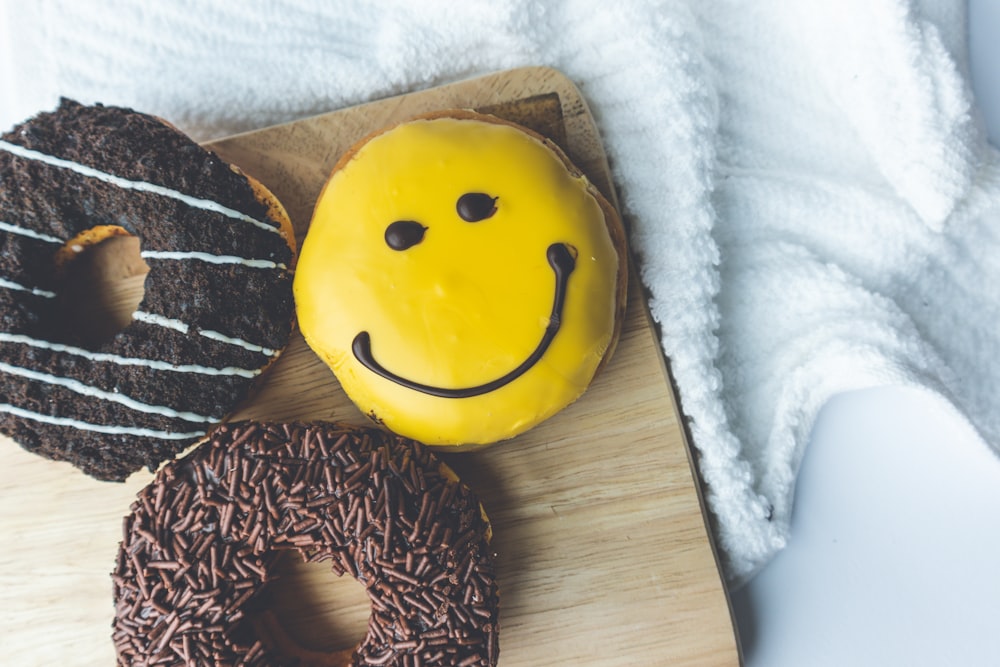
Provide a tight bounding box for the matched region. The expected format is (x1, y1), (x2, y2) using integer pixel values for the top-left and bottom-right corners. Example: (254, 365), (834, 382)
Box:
(456, 192), (498, 222)
(385, 220), (426, 251)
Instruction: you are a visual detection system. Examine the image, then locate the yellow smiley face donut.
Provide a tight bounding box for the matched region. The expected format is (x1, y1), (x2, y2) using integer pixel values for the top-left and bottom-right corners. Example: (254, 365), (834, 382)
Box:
(294, 110), (627, 446)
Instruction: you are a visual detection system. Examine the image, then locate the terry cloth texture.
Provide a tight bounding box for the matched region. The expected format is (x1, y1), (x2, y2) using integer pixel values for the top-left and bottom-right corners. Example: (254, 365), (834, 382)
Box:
(1, 0), (997, 586)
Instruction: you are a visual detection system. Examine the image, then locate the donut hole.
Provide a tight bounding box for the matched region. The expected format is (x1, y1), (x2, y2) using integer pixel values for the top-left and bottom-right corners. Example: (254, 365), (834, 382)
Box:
(252, 551), (371, 664)
(53, 230), (149, 348)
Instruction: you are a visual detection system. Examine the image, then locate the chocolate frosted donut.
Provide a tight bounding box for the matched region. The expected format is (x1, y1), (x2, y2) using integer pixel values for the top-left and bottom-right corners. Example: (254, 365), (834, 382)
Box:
(112, 421), (500, 666)
(0, 99), (295, 480)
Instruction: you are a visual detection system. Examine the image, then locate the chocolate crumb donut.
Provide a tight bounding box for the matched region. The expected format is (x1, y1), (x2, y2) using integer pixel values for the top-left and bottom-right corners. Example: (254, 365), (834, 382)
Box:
(112, 421), (500, 667)
(0, 99), (295, 480)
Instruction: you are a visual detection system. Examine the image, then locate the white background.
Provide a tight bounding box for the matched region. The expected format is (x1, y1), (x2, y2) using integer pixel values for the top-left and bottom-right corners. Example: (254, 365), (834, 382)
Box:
(729, 2), (1000, 665)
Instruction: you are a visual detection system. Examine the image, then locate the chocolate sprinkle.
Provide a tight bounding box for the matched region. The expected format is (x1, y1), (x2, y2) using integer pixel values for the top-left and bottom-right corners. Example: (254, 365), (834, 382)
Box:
(112, 421), (500, 666)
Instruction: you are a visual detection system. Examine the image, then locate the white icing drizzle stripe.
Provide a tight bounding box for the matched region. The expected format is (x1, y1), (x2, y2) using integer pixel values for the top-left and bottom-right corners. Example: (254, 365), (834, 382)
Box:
(0, 333), (261, 378)
(0, 139), (281, 236)
(0, 277), (56, 298)
(0, 361), (222, 423)
(134, 310), (189, 334)
(0, 220), (63, 244)
(132, 311), (279, 356)
(0, 403), (205, 440)
(140, 250), (287, 270)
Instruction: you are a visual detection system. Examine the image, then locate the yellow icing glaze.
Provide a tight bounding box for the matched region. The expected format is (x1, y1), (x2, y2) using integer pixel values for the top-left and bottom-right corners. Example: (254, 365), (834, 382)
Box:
(294, 115), (620, 446)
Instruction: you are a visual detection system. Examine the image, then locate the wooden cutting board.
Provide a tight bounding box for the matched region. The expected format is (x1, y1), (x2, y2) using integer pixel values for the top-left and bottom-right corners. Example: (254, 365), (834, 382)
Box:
(0, 67), (739, 665)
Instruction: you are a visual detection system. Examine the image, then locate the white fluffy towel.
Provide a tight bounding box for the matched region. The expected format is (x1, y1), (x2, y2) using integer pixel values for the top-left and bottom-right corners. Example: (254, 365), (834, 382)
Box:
(1, 0), (998, 586)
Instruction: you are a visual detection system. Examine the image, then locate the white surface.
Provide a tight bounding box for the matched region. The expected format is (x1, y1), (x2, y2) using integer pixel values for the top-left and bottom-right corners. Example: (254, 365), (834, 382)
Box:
(731, 388), (1000, 665)
(730, 2), (1000, 664)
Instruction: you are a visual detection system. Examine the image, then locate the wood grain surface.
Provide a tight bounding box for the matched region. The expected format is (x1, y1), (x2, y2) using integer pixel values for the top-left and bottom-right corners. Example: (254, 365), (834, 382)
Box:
(0, 67), (740, 665)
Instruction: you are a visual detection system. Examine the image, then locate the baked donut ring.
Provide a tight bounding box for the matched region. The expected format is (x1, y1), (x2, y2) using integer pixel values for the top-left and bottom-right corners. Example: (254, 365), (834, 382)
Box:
(113, 421), (500, 667)
(294, 110), (627, 447)
(0, 99), (295, 480)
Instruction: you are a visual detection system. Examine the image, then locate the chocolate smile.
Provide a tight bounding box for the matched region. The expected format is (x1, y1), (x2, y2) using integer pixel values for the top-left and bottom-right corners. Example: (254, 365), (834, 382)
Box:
(352, 242), (576, 398)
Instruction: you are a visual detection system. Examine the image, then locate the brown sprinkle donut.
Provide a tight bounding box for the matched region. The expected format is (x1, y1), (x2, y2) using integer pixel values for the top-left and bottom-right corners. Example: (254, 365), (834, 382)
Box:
(112, 421), (500, 666)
